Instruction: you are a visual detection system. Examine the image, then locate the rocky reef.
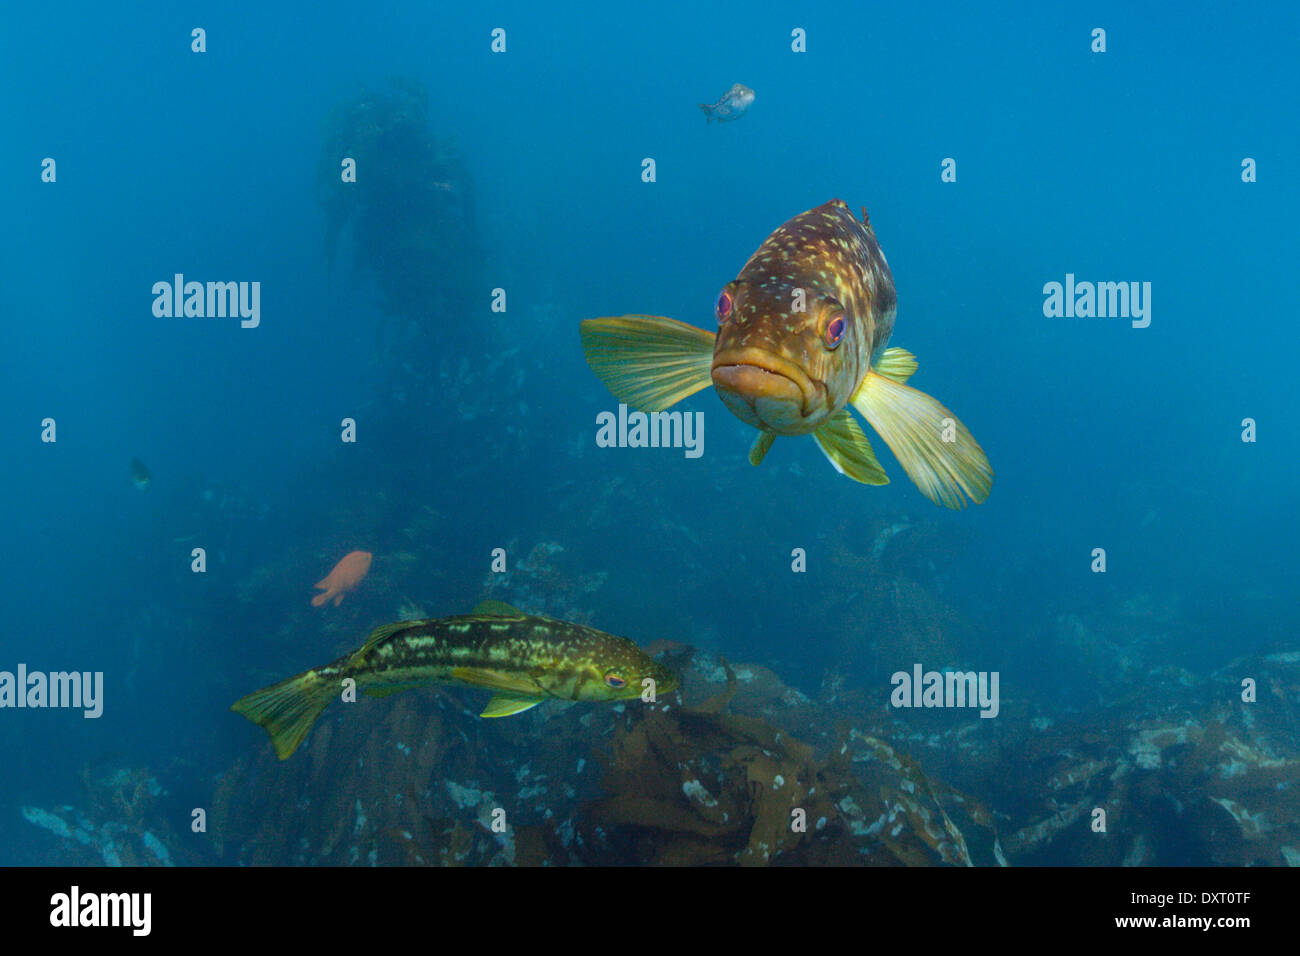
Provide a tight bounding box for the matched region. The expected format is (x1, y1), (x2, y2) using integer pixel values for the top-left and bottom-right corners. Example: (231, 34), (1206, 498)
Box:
(20, 640), (1300, 866)
(21, 761), (201, 867)
(18, 520), (1300, 868)
(199, 643), (999, 867)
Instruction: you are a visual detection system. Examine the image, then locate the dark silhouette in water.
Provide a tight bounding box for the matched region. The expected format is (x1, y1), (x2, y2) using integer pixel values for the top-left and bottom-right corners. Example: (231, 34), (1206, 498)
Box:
(315, 77), (481, 350)
(129, 457), (151, 491)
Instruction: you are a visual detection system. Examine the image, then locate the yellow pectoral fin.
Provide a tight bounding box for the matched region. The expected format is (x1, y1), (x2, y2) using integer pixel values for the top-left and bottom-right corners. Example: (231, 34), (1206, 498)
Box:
(875, 347), (918, 383)
(480, 695), (544, 718)
(851, 369), (993, 509)
(748, 430), (776, 466)
(580, 315), (716, 412)
(812, 409), (889, 485)
(451, 667), (541, 696)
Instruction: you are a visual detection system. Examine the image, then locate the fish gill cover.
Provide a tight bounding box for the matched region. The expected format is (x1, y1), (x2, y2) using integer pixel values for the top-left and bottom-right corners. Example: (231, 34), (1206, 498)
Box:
(1, 0), (1297, 896)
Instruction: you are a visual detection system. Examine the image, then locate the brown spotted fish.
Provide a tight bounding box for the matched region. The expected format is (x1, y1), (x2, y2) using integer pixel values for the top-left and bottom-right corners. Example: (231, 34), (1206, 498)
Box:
(580, 200), (993, 508)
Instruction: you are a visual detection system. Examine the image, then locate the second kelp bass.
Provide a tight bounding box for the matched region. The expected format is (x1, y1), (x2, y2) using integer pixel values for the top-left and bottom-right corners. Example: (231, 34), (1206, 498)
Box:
(580, 199), (993, 508)
(232, 601), (678, 759)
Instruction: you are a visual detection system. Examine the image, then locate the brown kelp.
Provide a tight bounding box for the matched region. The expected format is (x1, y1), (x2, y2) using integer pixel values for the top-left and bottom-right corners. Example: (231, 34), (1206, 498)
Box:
(315, 77), (480, 339)
(578, 653), (998, 866)
(207, 636), (997, 866)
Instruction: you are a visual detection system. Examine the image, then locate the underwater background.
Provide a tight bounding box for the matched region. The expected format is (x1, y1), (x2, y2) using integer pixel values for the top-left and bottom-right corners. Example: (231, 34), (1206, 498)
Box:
(2, 0), (1297, 866)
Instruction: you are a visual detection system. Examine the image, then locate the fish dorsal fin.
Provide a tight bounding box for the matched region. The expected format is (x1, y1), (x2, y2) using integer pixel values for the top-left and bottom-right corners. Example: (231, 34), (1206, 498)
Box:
(579, 315), (716, 412)
(349, 620), (419, 663)
(874, 347), (918, 384)
(812, 409), (890, 485)
(471, 599), (526, 618)
(748, 430), (776, 466)
(480, 695), (543, 718)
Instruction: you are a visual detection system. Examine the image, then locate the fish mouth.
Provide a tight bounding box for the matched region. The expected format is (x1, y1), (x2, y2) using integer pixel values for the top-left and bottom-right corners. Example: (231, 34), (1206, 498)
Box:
(655, 667), (681, 695)
(711, 348), (823, 432)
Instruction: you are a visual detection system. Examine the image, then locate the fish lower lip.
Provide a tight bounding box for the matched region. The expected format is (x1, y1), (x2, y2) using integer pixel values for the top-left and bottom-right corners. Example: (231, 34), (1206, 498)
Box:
(712, 364), (800, 402)
(711, 350), (818, 413)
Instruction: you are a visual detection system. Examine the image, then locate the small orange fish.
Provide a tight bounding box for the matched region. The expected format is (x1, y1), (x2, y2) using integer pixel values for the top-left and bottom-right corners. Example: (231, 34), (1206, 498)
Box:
(311, 551), (372, 607)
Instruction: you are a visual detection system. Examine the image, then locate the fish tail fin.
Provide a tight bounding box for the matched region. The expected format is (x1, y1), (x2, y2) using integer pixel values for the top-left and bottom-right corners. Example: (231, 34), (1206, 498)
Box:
(231, 668), (336, 760)
(580, 315), (716, 411)
(698, 104), (712, 122)
(851, 369), (993, 508)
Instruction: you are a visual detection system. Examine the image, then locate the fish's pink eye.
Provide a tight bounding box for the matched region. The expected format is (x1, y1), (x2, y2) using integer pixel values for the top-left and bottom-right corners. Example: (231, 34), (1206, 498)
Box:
(604, 673), (627, 689)
(824, 313), (847, 348)
(716, 291), (733, 323)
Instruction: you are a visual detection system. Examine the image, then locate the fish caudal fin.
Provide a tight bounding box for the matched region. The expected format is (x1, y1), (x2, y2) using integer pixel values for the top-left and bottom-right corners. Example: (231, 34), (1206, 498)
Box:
(231, 668), (336, 760)
(851, 370), (993, 509)
(748, 430), (776, 465)
(579, 315), (715, 412)
(813, 408), (889, 485)
(698, 104), (712, 122)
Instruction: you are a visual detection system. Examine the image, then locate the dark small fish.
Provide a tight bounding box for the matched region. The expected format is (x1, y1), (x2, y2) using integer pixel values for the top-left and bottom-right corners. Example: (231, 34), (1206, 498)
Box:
(231, 600), (679, 759)
(699, 83), (754, 123)
(129, 457), (151, 491)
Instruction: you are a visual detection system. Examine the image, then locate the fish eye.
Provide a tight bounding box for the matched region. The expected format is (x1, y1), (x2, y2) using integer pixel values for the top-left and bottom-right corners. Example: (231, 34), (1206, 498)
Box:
(716, 290), (733, 323)
(604, 672), (627, 689)
(824, 312), (847, 349)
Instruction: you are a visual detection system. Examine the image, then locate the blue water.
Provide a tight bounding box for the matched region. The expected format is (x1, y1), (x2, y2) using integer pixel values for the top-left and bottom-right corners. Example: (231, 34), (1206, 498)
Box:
(2, 0), (1296, 864)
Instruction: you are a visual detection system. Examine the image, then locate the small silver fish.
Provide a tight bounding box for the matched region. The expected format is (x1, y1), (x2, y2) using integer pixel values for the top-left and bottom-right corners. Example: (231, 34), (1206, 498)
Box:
(699, 83), (754, 123)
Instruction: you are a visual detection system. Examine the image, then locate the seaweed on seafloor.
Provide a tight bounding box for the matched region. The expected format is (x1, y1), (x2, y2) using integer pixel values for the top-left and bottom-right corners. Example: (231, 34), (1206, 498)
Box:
(217, 691), (478, 865)
(20, 760), (202, 867)
(385, 802), (479, 867)
(384, 775), (554, 868)
(842, 729), (998, 866)
(1148, 711), (1300, 866)
(582, 656), (995, 866)
(999, 680), (1300, 866)
(382, 780), (443, 866)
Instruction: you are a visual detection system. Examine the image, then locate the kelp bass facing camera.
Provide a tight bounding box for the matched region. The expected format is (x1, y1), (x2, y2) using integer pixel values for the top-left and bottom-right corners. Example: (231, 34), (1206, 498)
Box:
(581, 199), (992, 509)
